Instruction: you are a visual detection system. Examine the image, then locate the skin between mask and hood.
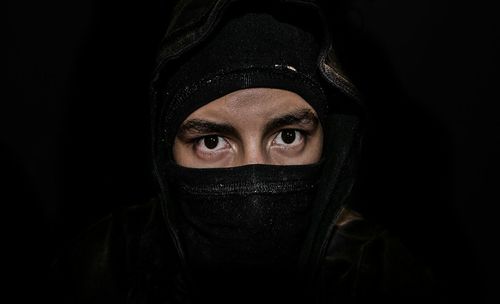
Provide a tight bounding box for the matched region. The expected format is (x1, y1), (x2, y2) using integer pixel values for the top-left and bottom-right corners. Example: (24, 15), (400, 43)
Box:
(49, 1), (438, 303)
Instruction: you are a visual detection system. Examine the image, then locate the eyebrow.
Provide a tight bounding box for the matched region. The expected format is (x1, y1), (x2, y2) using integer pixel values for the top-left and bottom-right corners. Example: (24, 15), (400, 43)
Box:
(177, 119), (238, 140)
(264, 108), (319, 134)
(176, 108), (319, 140)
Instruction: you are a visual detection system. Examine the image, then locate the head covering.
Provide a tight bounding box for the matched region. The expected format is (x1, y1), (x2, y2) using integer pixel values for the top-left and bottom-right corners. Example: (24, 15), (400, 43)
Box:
(161, 12), (327, 145)
(154, 12), (330, 301)
(150, 1), (364, 300)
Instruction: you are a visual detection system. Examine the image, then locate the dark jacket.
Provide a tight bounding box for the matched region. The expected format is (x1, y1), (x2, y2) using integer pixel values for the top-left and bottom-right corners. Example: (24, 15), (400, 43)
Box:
(50, 199), (435, 304)
(50, 0), (437, 303)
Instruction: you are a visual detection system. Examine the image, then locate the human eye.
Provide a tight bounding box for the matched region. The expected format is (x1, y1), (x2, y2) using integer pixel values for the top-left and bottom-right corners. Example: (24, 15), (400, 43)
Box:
(194, 135), (230, 154)
(273, 129), (305, 147)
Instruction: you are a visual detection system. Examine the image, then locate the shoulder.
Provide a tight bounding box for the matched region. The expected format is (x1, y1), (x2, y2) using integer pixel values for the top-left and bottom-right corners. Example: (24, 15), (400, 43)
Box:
(48, 198), (169, 303)
(320, 208), (437, 303)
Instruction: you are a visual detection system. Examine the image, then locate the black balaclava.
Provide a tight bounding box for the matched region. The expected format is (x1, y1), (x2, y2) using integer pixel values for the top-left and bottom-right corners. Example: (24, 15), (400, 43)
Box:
(159, 12), (328, 302)
(160, 12), (327, 148)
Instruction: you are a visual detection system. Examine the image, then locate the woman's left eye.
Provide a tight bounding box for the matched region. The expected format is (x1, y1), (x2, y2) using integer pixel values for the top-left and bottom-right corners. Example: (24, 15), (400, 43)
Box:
(274, 129), (304, 146)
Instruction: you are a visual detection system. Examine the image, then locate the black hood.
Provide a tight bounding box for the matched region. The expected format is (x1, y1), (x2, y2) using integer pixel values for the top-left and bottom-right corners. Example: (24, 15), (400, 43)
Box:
(150, 0), (364, 291)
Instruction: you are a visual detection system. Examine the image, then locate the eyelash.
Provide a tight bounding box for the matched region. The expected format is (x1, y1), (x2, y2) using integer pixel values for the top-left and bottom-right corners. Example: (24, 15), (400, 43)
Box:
(193, 135), (229, 152)
(189, 129), (310, 149)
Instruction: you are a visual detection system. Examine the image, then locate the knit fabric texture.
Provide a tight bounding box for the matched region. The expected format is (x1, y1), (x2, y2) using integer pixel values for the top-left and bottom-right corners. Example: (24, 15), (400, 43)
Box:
(162, 12), (327, 144)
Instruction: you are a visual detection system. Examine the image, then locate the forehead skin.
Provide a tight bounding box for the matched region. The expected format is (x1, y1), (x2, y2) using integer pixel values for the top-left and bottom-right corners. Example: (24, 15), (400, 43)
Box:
(173, 88), (323, 168)
(192, 88), (310, 126)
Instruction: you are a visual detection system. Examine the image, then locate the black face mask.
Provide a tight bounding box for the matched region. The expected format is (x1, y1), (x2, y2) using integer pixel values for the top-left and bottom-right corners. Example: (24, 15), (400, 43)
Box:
(166, 163), (321, 299)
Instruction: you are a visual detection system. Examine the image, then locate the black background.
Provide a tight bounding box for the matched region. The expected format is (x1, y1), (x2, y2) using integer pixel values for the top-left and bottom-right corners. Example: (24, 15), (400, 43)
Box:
(5, 0), (499, 302)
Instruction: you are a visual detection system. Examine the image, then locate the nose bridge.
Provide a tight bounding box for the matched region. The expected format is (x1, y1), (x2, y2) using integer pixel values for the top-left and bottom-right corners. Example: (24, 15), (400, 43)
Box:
(241, 135), (267, 165)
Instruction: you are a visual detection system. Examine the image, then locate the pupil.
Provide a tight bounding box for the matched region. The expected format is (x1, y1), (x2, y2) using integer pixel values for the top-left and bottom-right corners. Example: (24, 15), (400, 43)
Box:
(204, 136), (219, 149)
(282, 130), (296, 144)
